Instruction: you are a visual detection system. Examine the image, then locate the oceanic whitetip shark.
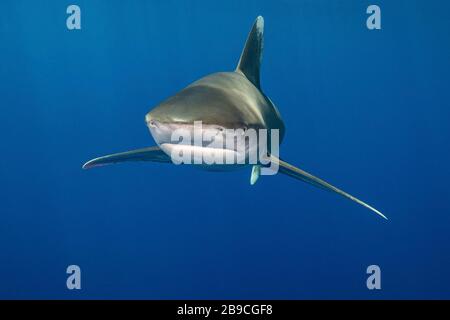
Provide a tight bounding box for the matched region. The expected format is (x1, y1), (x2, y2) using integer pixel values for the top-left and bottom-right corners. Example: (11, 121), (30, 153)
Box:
(83, 16), (387, 220)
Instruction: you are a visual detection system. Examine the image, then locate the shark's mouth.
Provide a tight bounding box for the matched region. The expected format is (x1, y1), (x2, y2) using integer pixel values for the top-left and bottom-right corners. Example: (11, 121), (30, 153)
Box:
(147, 120), (256, 165)
(159, 143), (243, 165)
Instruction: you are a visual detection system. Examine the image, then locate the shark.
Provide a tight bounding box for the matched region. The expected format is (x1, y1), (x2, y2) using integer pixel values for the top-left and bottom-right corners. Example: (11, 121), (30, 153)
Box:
(83, 16), (387, 220)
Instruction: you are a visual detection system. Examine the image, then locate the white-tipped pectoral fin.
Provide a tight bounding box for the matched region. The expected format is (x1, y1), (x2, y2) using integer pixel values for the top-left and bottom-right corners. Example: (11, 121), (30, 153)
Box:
(82, 146), (171, 169)
(272, 156), (387, 220)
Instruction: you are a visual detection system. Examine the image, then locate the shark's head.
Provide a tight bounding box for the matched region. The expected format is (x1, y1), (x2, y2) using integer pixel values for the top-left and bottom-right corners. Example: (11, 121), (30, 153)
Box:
(145, 79), (264, 160)
(146, 80), (253, 131)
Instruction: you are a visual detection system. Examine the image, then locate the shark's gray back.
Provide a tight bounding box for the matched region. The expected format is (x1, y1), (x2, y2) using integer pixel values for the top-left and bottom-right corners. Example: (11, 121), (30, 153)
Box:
(152, 71), (284, 139)
(190, 71), (284, 137)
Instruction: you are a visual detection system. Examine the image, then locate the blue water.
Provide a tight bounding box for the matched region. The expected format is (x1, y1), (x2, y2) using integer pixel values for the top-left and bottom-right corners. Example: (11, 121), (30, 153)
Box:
(1, 0), (450, 299)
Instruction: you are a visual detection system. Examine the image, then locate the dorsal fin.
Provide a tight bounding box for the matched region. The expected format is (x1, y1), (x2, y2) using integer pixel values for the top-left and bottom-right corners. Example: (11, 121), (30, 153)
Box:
(236, 16), (264, 89)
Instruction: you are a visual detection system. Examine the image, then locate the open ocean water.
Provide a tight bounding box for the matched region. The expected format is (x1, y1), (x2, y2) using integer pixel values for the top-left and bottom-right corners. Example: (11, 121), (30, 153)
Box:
(1, 0), (450, 299)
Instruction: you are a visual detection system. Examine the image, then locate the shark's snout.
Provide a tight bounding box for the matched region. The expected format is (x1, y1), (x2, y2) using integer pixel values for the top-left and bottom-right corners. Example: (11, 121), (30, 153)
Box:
(145, 112), (156, 128)
(145, 113), (173, 147)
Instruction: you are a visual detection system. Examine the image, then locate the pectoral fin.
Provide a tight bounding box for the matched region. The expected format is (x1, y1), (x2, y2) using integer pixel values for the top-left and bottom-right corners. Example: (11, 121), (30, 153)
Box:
(83, 146), (171, 169)
(272, 156), (387, 220)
